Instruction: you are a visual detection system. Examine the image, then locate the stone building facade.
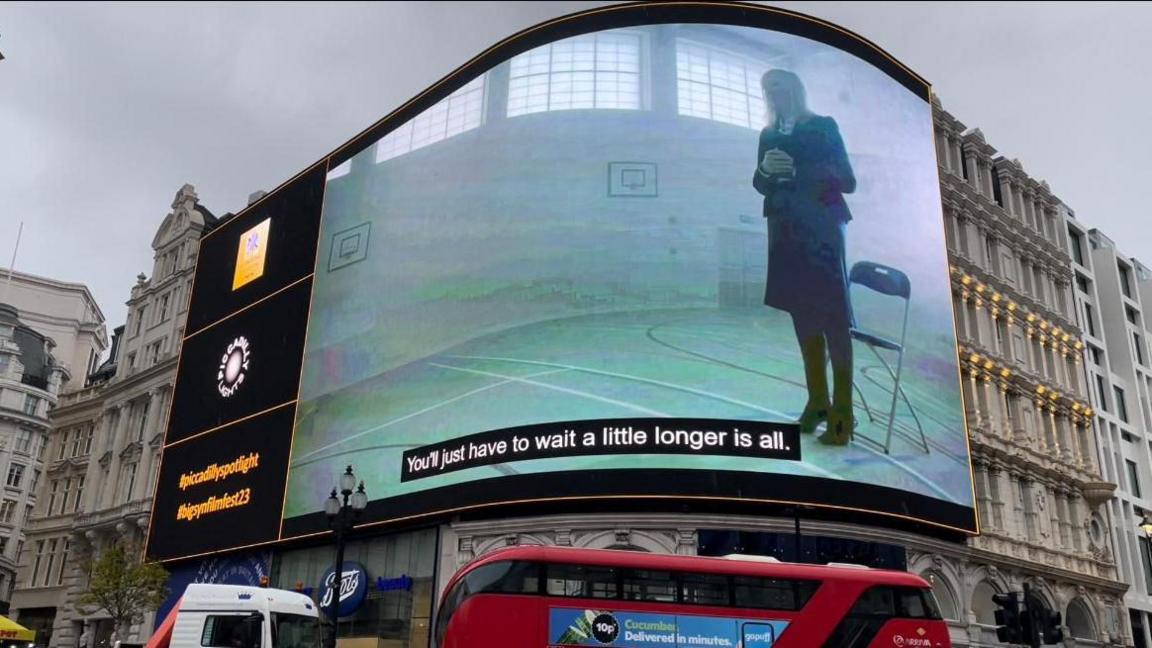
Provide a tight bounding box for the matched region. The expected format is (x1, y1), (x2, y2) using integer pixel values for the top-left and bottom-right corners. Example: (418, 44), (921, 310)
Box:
(10, 185), (216, 648)
(0, 272), (106, 620)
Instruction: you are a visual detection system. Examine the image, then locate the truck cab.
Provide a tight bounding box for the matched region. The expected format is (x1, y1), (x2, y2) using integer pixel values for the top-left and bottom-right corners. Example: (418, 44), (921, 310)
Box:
(148, 585), (319, 648)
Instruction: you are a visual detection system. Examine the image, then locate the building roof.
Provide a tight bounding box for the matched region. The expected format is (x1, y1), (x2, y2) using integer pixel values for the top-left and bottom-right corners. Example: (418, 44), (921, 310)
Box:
(0, 302), (58, 389)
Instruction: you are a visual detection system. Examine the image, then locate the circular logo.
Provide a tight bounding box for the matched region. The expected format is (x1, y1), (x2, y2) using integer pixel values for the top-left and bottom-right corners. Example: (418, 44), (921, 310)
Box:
(893, 635), (905, 647)
(217, 336), (250, 398)
(318, 561), (369, 618)
(591, 613), (619, 644)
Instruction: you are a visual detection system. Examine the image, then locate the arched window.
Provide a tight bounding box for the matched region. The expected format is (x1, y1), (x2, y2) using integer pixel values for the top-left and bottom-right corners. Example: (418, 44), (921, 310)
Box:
(1066, 597), (1098, 640)
(921, 570), (960, 622)
(971, 580), (998, 625)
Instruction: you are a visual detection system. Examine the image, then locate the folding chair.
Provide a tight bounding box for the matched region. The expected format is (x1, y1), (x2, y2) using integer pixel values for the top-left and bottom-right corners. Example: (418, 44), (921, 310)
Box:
(847, 261), (930, 455)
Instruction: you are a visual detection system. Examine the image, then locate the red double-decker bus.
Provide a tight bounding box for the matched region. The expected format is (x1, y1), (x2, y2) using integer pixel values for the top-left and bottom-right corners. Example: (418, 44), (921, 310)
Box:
(434, 545), (949, 648)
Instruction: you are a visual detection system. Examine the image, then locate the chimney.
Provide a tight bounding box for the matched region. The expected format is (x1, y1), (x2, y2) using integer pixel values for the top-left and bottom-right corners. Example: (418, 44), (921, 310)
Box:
(248, 190), (268, 206)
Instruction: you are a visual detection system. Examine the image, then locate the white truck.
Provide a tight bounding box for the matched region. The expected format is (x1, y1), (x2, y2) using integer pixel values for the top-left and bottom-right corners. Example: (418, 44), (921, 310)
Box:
(146, 584), (320, 648)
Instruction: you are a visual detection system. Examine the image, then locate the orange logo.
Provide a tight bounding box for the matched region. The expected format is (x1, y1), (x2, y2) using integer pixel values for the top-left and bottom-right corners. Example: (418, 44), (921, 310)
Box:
(232, 218), (271, 290)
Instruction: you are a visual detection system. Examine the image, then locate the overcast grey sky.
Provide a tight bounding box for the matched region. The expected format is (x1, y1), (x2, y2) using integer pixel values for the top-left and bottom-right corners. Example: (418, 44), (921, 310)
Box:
(2, 2), (1149, 334)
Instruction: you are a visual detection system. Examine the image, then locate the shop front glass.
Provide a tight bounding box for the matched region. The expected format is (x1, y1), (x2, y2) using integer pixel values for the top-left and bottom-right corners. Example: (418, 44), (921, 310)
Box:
(271, 528), (436, 648)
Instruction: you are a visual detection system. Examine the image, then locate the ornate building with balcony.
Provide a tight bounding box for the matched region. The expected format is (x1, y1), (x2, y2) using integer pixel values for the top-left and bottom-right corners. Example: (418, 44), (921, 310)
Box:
(0, 304), (70, 616)
(932, 97), (1129, 646)
(10, 185), (217, 648)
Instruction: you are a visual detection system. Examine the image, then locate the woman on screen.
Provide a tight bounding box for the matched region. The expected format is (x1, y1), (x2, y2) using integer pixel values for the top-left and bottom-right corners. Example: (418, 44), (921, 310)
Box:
(753, 69), (857, 445)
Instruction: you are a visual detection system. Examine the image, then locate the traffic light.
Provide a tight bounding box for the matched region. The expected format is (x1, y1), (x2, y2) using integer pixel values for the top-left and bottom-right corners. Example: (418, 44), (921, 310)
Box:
(993, 591), (1023, 644)
(1041, 610), (1064, 644)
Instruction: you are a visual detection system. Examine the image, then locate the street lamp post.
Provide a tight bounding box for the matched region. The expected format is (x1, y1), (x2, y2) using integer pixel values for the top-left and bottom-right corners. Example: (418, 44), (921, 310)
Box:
(323, 465), (368, 648)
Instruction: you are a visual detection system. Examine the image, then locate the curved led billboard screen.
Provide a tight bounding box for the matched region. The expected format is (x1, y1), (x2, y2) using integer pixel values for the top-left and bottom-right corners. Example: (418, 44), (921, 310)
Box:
(287, 18), (973, 526)
(148, 2), (976, 563)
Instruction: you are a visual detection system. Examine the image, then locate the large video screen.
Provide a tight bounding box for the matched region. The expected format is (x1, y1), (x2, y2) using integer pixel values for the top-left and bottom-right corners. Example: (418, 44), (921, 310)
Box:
(282, 21), (975, 532)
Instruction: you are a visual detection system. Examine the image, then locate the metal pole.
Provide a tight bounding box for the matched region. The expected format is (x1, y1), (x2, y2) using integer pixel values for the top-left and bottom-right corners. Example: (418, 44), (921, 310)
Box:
(328, 499), (347, 648)
(2, 221), (23, 302)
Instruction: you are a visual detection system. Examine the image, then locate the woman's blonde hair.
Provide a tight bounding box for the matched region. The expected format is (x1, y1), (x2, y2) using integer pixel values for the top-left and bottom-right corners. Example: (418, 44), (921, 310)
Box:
(761, 69), (810, 128)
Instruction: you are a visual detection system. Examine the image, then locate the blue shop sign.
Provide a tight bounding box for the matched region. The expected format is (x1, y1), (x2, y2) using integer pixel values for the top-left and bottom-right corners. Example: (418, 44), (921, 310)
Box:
(318, 562), (369, 617)
(375, 575), (413, 592)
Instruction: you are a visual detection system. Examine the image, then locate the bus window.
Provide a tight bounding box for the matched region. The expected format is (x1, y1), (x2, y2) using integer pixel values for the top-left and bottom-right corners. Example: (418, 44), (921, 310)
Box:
(545, 563), (618, 599)
(824, 586), (943, 648)
(622, 570), (677, 602)
(853, 586), (896, 616)
(434, 561), (540, 647)
(897, 587), (943, 619)
(680, 573), (730, 606)
(733, 576), (818, 611)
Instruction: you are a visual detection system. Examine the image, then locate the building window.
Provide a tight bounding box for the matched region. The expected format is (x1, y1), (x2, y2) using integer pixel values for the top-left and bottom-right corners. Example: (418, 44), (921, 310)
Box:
(1096, 374), (1109, 412)
(0, 536), (7, 557)
(1085, 303), (1098, 337)
(47, 480), (59, 515)
(994, 318), (1008, 355)
(39, 538), (57, 587)
(146, 342), (160, 366)
(1012, 332), (1027, 364)
(22, 395), (38, 416)
(70, 430), (82, 458)
(1141, 536), (1152, 596)
(1090, 345), (1104, 366)
(5, 464), (24, 489)
(73, 476), (85, 513)
(56, 431), (70, 461)
(1001, 251), (1015, 283)
(1032, 267), (1045, 302)
(1075, 273), (1090, 294)
(676, 39), (771, 129)
(29, 470), (40, 494)
(136, 401), (150, 441)
(56, 539), (70, 586)
(29, 540), (44, 587)
(1121, 263), (1135, 299)
(22, 504), (32, 526)
(1128, 306), (1140, 325)
(376, 76), (486, 163)
(158, 293), (170, 323)
(82, 427), (93, 455)
(1129, 459), (1143, 497)
(956, 218), (971, 258)
(134, 307), (146, 336)
(59, 478), (72, 515)
(1069, 228), (1085, 266)
(122, 463), (138, 500)
(1116, 386), (1130, 423)
(1137, 332), (1147, 367)
(15, 430), (32, 454)
(507, 31), (641, 118)
(984, 236), (998, 273)
(0, 500), (14, 524)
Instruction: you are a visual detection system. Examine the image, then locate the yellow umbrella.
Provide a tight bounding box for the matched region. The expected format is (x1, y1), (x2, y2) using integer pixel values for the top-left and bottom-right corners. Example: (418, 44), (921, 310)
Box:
(0, 616), (35, 642)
